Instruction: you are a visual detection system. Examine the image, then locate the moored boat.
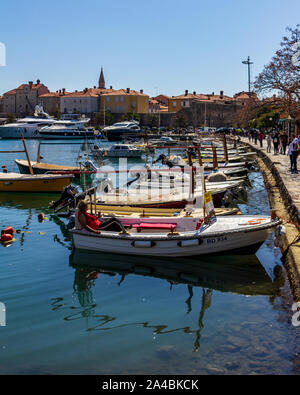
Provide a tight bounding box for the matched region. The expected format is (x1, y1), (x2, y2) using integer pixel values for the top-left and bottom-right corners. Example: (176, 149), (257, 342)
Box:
(0, 172), (74, 192)
(15, 159), (80, 175)
(70, 215), (282, 257)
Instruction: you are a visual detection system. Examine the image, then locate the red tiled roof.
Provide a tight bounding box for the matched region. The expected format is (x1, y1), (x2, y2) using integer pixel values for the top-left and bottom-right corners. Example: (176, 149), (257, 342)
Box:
(39, 92), (70, 98)
(63, 87), (116, 98)
(171, 92), (235, 101)
(101, 89), (148, 97)
(3, 89), (17, 96)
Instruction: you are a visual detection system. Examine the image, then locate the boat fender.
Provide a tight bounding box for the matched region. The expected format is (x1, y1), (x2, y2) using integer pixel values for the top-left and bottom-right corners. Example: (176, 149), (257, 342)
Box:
(131, 240), (156, 248)
(1, 233), (13, 242)
(177, 239), (203, 248)
(1, 226), (14, 235)
(2, 165), (7, 173)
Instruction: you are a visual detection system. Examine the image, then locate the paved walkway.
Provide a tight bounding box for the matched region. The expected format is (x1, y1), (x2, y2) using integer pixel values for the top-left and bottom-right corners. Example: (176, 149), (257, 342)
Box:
(241, 137), (300, 223)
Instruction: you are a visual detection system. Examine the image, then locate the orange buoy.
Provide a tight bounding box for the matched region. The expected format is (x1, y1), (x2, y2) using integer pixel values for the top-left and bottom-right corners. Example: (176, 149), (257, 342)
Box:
(38, 213), (45, 222)
(1, 233), (13, 242)
(1, 226), (14, 235)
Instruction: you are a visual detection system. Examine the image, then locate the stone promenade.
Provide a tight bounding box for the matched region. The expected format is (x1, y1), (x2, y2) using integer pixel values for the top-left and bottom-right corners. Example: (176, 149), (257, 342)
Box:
(240, 137), (300, 225)
(239, 136), (300, 297)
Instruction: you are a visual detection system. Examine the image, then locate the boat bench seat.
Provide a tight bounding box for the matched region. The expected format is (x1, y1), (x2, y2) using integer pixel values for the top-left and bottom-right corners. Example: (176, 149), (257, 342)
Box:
(129, 222), (177, 233)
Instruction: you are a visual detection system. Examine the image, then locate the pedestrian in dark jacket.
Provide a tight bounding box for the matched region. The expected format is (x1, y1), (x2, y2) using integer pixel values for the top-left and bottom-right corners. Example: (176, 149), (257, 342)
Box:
(258, 131), (265, 148)
(288, 136), (299, 173)
(280, 131), (288, 155)
(254, 130), (258, 145)
(273, 132), (280, 154)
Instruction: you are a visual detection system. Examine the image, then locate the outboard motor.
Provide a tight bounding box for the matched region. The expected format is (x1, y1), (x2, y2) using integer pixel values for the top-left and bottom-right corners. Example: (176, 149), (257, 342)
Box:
(49, 184), (85, 212)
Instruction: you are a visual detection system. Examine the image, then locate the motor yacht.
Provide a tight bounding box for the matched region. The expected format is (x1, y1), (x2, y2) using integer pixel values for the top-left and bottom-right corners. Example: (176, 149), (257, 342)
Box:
(0, 106), (55, 139)
(39, 115), (93, 139)
(102, 121), (143, 141)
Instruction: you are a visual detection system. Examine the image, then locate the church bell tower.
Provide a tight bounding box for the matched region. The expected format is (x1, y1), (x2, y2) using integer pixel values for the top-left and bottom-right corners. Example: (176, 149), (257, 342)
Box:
(98, 67), (106, 89)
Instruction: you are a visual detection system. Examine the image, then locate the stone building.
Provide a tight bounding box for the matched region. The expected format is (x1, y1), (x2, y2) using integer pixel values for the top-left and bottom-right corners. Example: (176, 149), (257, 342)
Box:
(153, 94), (170, 107)
(100, 88), (149, 114)
(39, 89), (68, 115)
(2, 80), (49, 116)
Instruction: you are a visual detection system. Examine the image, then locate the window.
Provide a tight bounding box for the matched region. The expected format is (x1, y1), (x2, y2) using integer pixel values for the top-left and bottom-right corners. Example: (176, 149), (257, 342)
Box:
(115, 106), (119, 112)
(115, 96), (119, 102)
(132, 101), (136, 107)
(173, 101), (176, 107)
(120, 96), (124, 102)
(106, 97), (110, 102)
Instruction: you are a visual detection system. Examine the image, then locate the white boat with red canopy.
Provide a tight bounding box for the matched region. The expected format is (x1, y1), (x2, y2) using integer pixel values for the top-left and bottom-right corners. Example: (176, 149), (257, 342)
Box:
(70, 184), (282, 257)
(70, 214), (281, 257)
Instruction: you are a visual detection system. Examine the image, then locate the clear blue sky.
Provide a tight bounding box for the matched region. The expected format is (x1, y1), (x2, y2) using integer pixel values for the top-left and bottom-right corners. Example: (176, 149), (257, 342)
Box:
(0, 0), (299, 98)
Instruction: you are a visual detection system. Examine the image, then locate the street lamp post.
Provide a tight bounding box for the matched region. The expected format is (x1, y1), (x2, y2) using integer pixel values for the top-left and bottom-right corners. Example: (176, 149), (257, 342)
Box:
(242, 56), (254, 93)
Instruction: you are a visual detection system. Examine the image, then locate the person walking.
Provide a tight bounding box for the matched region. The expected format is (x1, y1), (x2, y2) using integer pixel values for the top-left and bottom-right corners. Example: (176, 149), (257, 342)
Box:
(280, 131), (288, 155)
(288, 135), (299, 174)
(267, 133), (272, 153)
(273, 132), (280, 154)
(258, 131), (265, 148)
(254, 130), (258, 145)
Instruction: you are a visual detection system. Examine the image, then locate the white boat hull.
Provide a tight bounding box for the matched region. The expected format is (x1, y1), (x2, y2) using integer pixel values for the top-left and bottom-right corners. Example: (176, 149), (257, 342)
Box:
(0, 125), (40, 139)
(71, 217), (281, 257)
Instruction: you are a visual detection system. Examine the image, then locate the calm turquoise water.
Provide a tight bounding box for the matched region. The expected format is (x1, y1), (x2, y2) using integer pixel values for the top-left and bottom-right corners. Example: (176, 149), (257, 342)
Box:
(0, 139), (300, 375)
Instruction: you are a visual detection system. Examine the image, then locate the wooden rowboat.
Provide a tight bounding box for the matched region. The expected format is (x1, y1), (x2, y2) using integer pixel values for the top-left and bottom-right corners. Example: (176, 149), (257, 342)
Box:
(15, 159), (80, 175)
(70, 215), (282, 257)
(0, 172), (74, 192)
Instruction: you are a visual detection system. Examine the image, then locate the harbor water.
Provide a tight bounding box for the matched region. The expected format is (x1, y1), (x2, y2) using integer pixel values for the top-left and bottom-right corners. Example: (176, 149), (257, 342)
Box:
(1, 139), (300, 375)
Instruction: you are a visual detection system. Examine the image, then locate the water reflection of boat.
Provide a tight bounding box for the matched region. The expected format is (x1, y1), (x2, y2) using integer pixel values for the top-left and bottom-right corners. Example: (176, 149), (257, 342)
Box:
(0, 192), (58, 209)
(69, 249), (280, 296)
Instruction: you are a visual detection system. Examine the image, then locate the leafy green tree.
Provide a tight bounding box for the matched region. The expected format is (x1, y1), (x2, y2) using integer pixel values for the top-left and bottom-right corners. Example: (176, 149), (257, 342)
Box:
(121, 111), (140, 122)
(49, 107), (61, 119)
(6, 113), (16, 123)
(95, 110), (115, 127)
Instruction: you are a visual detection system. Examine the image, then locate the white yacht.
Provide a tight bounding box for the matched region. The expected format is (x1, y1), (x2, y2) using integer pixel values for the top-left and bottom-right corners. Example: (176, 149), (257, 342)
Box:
(39, 115), (93, 139)
(102, 121), (142, 141)
(150, 136), (178, 147)
(0, 106), (55, 139)
(105, 144), (144, 158)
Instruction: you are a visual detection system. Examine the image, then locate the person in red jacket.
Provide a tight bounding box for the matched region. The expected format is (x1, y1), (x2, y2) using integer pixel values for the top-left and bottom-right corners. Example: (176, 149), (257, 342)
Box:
(77, 200), (127, 233)
(258, 131), (265, 148)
